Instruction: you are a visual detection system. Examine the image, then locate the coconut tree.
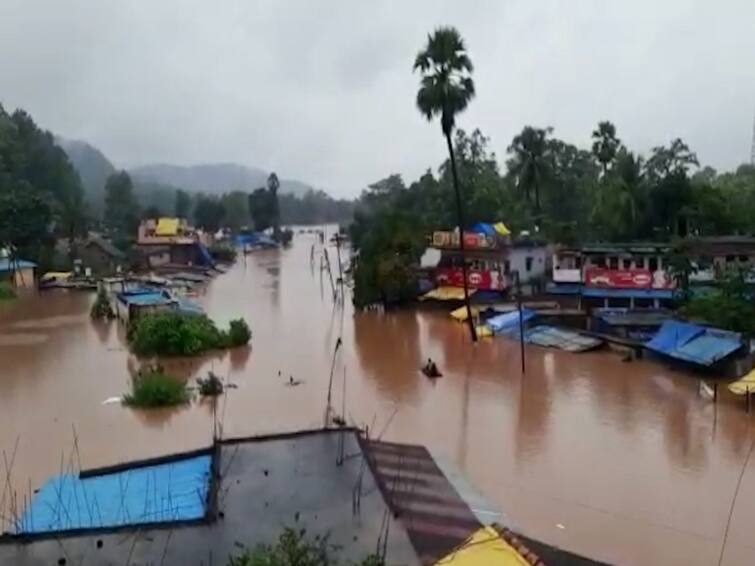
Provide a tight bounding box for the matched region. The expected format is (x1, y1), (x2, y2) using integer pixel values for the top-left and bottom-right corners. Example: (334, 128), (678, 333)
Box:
(591, 121), (621, 178)
(507, 126), (551, 220)
(414, 26), (477, 342)
(267, 172), (281, 239)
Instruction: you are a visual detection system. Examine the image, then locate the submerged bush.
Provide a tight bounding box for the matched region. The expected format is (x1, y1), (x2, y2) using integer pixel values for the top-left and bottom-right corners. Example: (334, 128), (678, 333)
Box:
(123, 368), (190, 408)
(0, 282), (16, 301)
(90, 287), (114, 319)
(128, 311), (251, 356)
(209, 244), (237, 263)
(227, 527), (384, 566)
(227, 318), (252, 347)
(197, 371), (224, 396)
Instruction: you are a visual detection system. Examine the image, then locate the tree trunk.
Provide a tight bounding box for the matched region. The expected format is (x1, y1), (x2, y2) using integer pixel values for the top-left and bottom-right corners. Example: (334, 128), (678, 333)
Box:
(445, 131), (477, 342)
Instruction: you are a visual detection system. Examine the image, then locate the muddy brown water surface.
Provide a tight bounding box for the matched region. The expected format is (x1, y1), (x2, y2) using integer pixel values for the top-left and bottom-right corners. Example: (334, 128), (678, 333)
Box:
(1, 233), (755, 565)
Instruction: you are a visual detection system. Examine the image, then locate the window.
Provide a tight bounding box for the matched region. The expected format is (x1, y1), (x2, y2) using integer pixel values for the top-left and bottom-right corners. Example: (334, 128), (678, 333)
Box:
(609, 256), (619, 270)
(726, 255), (736, 263)
(504, 260), (511, 274)
(525, 257), (533, 272)
(576, 256), (583, 269)
(622, 258), (631, 269)
(739, 255), (749, 263)
(594, 255), (606, 268)
(649, 257), (658, 271)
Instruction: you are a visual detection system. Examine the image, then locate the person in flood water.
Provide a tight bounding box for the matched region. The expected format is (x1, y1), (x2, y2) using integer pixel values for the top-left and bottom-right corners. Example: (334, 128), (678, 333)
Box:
(423, 358), (441, 378)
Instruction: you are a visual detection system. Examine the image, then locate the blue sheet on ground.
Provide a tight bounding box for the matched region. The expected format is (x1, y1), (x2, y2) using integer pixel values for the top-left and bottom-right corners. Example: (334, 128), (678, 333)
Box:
(646, 320), (741, 366)
(486, 308), (536, 333)
(17, 455), (211, 534)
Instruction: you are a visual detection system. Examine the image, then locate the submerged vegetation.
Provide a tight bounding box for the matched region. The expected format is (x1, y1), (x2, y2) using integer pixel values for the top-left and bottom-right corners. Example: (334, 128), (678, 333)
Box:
(681, 269), (755, 335)
(197, 371), (224, 396)
(122, 366), (190, 408)
(0, 282), (16, 301)
(128, 312), (251, 356)
(90, 287), (114, 319)
(208, 243), (238, 263)
(227, 527), (384, 566)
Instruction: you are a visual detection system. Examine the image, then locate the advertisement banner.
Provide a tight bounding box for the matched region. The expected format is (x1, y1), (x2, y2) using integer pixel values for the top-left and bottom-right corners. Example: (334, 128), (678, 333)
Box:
(584, 268), (674, 289)
(435, 267), (505, 290)
(432, 231), (495, 250)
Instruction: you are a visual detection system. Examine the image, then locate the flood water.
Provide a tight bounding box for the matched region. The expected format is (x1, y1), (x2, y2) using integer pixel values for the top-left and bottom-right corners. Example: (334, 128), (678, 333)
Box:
(1, 232), (755, 565)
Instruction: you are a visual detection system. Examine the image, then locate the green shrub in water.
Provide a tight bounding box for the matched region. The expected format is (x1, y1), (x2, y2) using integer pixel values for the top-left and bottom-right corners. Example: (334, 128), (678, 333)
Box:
(128, 311), (251, 356)
(0, 282), (16, 301)
(227, 318), (252, 347)
(123, 368), (190, 408)
(227, 527), (384, 566)
(209, 244), (237, 263)
(90, 287), (114, 319)
(197, 371), (224, 396)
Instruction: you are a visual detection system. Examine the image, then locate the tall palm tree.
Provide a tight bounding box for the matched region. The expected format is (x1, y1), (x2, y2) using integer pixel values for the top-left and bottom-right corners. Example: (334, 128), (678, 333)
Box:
(507, 126), (551, 218)
(267, 172), (281, 239)
(414, 27), (477, 342)
(591, 121), (620, 177)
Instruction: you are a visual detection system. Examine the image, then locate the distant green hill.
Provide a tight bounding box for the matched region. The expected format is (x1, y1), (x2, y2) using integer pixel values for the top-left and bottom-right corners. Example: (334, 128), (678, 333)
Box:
(128, 163), (312, 196)
(56, 137), (115, 217)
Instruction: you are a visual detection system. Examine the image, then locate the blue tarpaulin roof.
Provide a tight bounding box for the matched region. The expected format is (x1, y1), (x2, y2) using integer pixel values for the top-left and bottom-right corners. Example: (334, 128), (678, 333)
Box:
(117, 289), (173, 306)
(646, 320), (742, 366)
(486, 308), (536, 333)
(469, 222), (496, 236)
(582, 287), (675, 299)
(545, 283), (582, 295)
(17, 454), (211, 534)
(0, 258), (36, 272)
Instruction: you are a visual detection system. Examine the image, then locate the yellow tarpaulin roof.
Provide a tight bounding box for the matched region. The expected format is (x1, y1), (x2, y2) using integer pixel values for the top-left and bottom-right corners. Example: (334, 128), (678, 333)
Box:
(433, 526), (531, 566)
(155, 217), (180, 236)
(729, 369), (755, 395)
(450, 305), (482, 321)
(493, 222), (511, 236)
(421, 287), (477, 301)
(40, 271), (73, 282)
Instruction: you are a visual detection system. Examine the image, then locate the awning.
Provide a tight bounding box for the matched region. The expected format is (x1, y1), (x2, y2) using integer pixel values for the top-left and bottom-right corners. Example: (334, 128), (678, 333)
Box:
(421, 286), (477, 301)
(545, 282), (582, 295)
(40, 271), (73, 282)
(524, 325), (603, 352)
(432, 526), (531, 566)
(155, 217), (180, 236)
(646, 320), (742, 366)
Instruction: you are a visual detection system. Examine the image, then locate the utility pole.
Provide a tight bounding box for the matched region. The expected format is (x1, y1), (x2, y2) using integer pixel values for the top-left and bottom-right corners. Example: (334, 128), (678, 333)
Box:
(515, 270), (526, 374)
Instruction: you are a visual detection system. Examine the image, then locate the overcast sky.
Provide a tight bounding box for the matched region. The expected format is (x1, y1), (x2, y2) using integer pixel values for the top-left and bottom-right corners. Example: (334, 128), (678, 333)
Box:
(1, 1), (753, 197)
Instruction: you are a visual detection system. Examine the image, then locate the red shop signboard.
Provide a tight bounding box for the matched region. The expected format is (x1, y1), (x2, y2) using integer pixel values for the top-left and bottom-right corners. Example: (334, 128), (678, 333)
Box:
(435, 267), (505, 290)
(584, 268), (674, 289)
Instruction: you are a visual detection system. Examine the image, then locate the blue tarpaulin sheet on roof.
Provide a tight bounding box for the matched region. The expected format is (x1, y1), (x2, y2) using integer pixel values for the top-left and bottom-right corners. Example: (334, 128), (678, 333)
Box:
(235, 232), (277, 247)
(582, 287), (675, 299)
(117, 290), (172, 306)
(646, 320), (742, 366)
(0, 258), (36, 272)
(16, 455), (211, 534)
(469, 222), (496, 236)
(486, 308), (536, 333)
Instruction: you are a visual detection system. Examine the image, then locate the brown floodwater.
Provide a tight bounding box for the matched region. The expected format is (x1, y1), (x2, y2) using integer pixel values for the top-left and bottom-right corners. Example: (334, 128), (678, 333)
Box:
(1, 232), (755, 565)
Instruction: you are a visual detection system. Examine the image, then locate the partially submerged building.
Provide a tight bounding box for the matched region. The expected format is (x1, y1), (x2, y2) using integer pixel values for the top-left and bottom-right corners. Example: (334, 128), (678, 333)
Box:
(0, 429), (606, 565)
(0, 258), (36, 288)
(137, 217), (214, 268)
(428, 223), (548, 298)
(550, 243), (675, 308)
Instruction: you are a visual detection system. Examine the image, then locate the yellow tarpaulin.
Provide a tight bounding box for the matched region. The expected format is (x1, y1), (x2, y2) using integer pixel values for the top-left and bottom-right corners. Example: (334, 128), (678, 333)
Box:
(476, 325), (493, 338)
(729, 369), (755, 395)
(40, 271), (73, 282)
(155, 217), (180, 236)
(421, 287), (477, 301)
(433, 526), (531, 566)
(450, 305), (482, 321)
(493, 222), (511, 236)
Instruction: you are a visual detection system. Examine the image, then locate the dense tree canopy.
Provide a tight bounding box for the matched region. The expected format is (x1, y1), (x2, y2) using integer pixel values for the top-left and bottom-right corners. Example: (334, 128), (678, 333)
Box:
(351, 122), (755, 307)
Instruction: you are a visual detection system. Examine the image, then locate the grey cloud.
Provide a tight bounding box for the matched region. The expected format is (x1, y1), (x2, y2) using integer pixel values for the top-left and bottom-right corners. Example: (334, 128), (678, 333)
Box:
(0, 0), (753, 198)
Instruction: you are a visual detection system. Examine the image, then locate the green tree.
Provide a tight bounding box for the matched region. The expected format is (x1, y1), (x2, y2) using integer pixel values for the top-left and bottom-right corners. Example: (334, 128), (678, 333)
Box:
(267, 172), (281, 238)
(507, 126), (552, 217)
(0, 186), (52, 270)
(591, 121), (621, 177)
(194, 195), (226, 232)
(414, 26), (477, 341)
(222, 191), (250, 233)
(175, 189), (191, 218)
(248, 187), (276, 232)
(104, 171), (139, 237)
